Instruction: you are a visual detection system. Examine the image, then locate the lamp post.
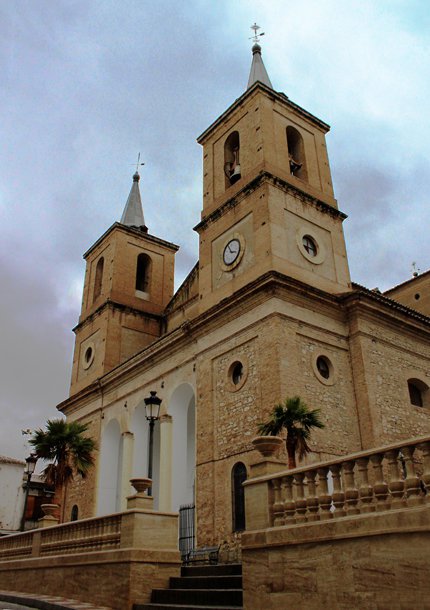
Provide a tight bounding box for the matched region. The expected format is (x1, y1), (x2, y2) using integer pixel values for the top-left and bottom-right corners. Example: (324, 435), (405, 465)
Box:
(144, 390), (162, 496)
(20, 453), (38, 532)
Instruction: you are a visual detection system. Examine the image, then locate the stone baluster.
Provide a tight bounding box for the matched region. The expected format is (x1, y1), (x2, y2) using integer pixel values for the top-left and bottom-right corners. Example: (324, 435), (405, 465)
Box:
(418, 441), (430, 502)
(272, 478), (284, 526)
(370, 452), (389, 511)
(294, 473), (307, 523)
(357, 456), (374, 513)
(317, 467), (333, 520)
(283, 475), (296, 524)
(342, 460), (360, 515)
(305, 470), (320, 521)
(385, 449), (406, 508)
(402, 445), (423, 506)
(330, 463), (346, 517)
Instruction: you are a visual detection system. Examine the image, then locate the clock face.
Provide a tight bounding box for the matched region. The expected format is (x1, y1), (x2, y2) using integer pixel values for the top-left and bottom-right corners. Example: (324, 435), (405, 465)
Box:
(223, 238), (241, 266)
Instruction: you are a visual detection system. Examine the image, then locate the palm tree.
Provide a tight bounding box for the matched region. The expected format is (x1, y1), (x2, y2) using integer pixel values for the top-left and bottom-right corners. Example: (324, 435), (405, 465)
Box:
(30, 419), (96, 519)
(258, 396), (324, 469)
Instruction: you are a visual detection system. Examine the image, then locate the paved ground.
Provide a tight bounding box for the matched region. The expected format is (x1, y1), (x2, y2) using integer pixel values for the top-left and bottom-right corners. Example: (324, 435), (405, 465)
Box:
(0, 593), (113, 610)
(0, 604), (37, 610)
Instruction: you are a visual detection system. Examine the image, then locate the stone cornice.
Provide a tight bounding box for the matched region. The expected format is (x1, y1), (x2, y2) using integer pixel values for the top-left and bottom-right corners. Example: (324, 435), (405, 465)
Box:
(73, 299), (163, 334)
(83, 222), (179, 260)
(197, 82), (330, 145)
(194, 170), (346, 233)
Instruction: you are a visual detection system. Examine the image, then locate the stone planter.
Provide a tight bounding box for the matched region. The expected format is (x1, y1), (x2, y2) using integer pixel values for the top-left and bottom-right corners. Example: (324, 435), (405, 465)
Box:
(40, 503), (60, 517)
(252, 435), (284, 458)
(130, 477), (152, 495)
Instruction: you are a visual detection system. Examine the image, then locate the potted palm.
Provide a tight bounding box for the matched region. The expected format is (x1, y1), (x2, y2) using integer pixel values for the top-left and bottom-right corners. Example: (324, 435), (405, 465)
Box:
(257, 396), (324, 468)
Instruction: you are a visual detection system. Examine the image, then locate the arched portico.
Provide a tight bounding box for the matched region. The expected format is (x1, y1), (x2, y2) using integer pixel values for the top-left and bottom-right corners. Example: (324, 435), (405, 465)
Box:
(168, 383), (196, 511)
(97, 418), (122, 515)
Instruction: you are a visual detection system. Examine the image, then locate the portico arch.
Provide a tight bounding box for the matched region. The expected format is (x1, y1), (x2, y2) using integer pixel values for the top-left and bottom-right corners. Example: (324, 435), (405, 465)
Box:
(97, 418), (122, 515)
(131, 400), (161, 509)
(169, 383), (196, 510)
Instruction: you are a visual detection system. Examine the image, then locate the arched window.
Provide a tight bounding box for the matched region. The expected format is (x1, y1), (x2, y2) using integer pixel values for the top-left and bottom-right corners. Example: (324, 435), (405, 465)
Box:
(408, 378), (429, 408)
(70, 505), (79, 521)
(93, 257), (104, 302)
(224, 131), (241, 188)
(232, 462), (247, 532)
(136, 253), (151, 293)
(286, 126), (307, 181)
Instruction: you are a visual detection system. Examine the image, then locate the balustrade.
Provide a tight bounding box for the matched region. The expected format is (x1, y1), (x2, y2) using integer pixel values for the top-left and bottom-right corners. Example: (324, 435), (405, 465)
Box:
(251, 436), (430, 527)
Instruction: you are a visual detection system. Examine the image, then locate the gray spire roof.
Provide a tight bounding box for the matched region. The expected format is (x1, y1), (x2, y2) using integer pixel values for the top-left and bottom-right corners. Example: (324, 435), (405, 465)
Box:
(120, 171), (147, 231)
(247, 43), (273, 89)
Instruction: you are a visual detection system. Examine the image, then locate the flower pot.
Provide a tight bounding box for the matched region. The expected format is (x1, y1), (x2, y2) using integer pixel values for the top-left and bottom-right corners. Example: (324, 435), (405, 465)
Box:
(252, 435), (284, 458)
(130, 477), (152, 494)
(40, 503), (60, 517)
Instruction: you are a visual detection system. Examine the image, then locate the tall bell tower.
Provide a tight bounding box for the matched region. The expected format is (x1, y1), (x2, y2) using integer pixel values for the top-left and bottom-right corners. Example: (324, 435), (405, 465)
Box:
(69, 170), (178, 396)
(195, 33), (351, 313)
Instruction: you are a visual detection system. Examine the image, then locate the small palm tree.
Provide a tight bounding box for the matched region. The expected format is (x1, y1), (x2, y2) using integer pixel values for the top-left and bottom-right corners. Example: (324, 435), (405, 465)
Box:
(258, 396), (324, 469)
(30, 419), (96, 519)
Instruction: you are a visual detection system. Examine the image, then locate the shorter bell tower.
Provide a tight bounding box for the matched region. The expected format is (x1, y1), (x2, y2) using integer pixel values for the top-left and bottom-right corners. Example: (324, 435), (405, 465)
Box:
(70, 171), (178, 396)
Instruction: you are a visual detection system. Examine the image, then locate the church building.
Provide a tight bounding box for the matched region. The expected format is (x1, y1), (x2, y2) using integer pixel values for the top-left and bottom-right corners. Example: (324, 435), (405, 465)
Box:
(58, 38), (430, 549)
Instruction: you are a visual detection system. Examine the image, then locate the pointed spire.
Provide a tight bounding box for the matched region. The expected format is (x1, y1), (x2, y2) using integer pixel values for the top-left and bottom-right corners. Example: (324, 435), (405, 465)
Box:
(247, 23), (273, 90)
(120, 170), (147, 232)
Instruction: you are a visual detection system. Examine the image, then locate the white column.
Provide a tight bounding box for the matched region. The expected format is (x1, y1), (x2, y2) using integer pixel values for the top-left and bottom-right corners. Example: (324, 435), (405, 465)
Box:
(120, 431), (134, 511)
(158, 414), (173, 512)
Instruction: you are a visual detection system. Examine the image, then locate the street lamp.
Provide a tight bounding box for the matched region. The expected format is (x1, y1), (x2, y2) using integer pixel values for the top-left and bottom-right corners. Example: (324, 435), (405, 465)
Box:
(144, 390), (162, 496)
(20, 453), (38, 532)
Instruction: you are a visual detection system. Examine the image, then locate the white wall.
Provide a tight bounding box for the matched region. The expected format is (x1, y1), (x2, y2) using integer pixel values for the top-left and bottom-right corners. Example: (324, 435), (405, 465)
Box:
(0, 458), (25, 532)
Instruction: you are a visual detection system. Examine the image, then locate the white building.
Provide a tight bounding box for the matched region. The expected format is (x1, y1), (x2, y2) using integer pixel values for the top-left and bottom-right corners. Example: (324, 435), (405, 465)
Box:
(0, 456), (25, 534)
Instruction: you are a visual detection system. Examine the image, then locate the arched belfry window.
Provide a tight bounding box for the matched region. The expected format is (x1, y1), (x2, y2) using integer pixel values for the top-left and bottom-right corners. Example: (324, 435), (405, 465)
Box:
(70, 505), (79, 521)
(232, 462), (247, 532)
(93, 257), (104, 302)
(286, 126), (307, 181)
(136, 253), (151, 293)
(224, 131), (241, 188)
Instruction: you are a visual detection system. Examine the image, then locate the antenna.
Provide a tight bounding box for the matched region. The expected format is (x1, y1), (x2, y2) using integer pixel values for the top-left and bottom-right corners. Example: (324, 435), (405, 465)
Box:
(249, 22), (265, 44)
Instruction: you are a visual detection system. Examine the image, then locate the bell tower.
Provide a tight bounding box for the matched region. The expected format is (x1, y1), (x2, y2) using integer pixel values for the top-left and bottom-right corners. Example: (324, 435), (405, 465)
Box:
(195, 36), (351, 313)
(70, 170), (178, 396)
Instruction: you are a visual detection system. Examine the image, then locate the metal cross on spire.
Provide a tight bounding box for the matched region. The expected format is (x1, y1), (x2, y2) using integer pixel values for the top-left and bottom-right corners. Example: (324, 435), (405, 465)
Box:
(249, 22), (265, 44)
(133, 152), (145, 173)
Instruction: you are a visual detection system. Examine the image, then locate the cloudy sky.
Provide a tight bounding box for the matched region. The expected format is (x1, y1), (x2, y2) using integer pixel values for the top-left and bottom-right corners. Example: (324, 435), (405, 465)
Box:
(1, 0), (429, 460)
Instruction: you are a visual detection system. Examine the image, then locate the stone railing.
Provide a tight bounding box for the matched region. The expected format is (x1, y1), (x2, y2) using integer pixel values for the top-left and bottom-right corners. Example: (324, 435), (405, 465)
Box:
(244, 435), (430, 530)
(0, 513), (122, 561)
(0, 502), (179, 562)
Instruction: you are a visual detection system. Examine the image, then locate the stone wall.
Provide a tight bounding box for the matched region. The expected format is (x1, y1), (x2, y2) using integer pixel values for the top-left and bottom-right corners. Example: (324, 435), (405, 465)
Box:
(242, 508), (430, 610)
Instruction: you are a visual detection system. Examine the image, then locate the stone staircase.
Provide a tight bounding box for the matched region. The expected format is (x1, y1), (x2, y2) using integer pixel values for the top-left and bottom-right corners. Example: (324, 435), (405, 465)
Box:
(134, 563), (243, 610)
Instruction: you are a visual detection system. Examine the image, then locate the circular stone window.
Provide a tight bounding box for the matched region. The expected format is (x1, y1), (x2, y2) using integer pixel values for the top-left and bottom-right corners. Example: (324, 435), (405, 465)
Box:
(227, 359), (248, 392)
(296, 228), (325, 264)
(82, 343), (95, 370)
(312, 353), (335, 386)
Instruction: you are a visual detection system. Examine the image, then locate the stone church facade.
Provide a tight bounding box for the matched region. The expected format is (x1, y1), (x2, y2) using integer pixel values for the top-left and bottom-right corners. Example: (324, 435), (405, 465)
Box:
(58, 43), (430, 548)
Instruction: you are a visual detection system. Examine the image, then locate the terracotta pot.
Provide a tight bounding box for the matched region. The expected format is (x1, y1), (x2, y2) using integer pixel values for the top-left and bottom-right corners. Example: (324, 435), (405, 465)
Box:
(252, 435), (284, 458)
(40, 503), (60, 517)
(130, 477), (152, 494)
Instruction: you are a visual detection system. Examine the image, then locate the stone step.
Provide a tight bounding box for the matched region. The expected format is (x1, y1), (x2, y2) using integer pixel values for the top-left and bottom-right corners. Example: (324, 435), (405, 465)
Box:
(180, 564), (242, 578)
(137, 605), (242, 610)
(0, 591), (113, 610)
(151, 588), (243, 606)
(170, 575), (242, 589)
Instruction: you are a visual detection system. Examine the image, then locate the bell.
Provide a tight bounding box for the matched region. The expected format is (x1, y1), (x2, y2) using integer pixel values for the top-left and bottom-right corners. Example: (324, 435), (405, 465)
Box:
(230, 164), (241, 184)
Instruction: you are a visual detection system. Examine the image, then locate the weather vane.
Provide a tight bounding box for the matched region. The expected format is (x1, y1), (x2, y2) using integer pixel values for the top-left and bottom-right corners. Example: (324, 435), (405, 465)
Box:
(412, 261), (420, 277)
(133, 152), (145, 173)
(249, 22), (265, 44)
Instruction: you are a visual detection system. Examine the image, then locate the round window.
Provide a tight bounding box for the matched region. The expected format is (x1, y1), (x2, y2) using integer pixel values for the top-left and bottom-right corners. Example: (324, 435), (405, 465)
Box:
(232, 362), (244, 385)
(82, 343), (95, 370)
(316, 356), (330, 379)
(312, 353), (335, 386)
(302, 235), (317, 257)
(227, 359), (248, 392)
